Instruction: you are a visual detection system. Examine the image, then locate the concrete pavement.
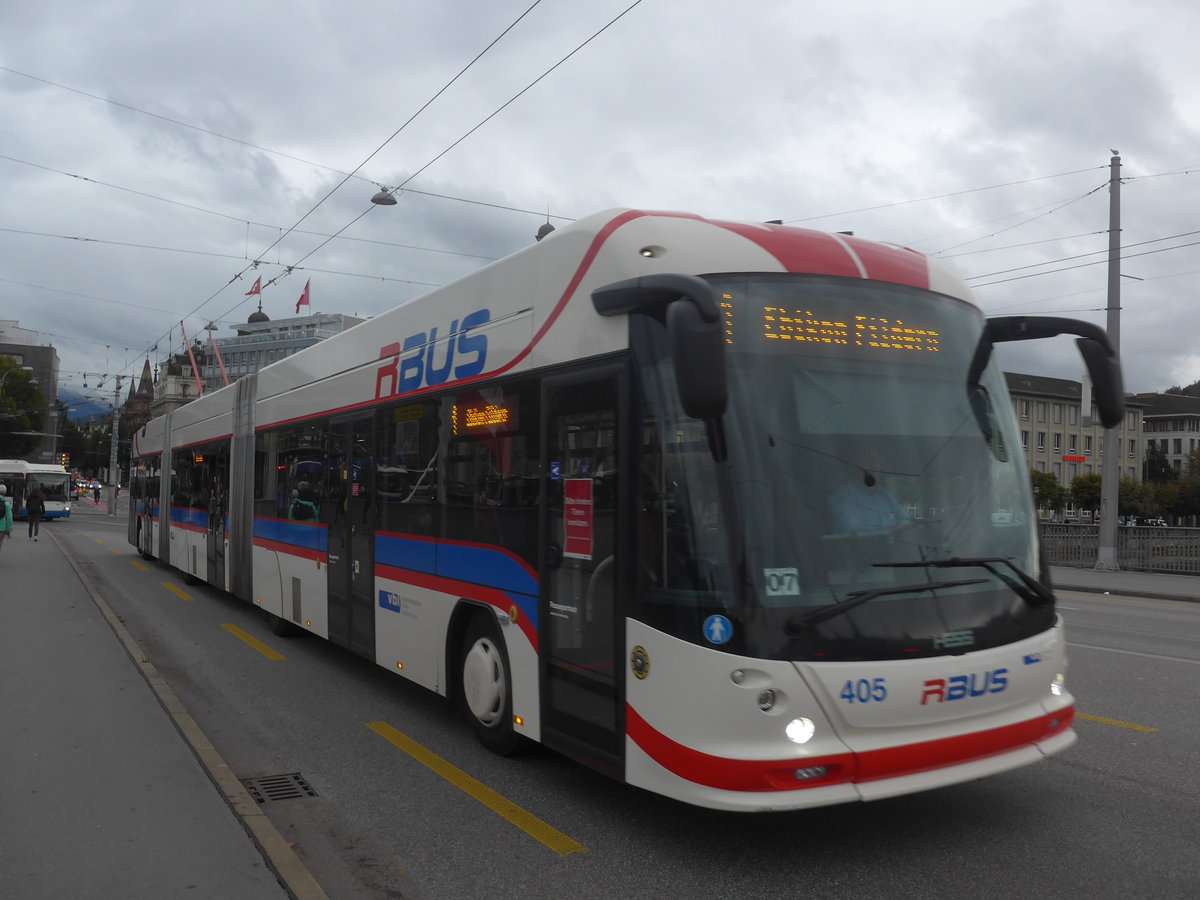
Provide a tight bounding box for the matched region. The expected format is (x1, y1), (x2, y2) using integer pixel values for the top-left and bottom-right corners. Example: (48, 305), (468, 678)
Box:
(0, 508), (323, 900)
(1050, 565), (1200, 603)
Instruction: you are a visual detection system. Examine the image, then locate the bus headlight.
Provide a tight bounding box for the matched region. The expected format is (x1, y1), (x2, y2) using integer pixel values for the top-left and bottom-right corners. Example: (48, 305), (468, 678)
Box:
(785, 717), (815, 744)
(1050, 672), (1066, 697)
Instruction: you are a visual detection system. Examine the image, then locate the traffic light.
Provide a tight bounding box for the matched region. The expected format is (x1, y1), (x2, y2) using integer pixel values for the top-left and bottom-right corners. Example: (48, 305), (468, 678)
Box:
(58, 452), (70, 467)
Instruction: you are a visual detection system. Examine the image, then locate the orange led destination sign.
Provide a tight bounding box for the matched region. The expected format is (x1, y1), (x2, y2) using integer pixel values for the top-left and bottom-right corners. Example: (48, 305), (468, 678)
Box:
(451, 400), (516, 435)
(760, 307), (940, 352)
(464, 404), (510, 428)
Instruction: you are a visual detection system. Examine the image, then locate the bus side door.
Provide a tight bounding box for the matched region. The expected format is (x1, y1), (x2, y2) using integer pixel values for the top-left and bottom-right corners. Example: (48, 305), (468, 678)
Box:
(540, 365), (625, 775)
(326, 414), (377, 659)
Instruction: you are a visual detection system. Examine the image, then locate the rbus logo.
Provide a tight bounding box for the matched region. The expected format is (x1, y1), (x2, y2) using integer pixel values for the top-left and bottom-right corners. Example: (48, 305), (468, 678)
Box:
(376, 308), (490, 400)
(920, 668), (1008, 704)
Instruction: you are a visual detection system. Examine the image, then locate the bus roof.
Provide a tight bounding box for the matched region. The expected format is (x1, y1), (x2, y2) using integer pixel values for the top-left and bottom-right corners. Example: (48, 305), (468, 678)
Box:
(138, 210), (973, 451)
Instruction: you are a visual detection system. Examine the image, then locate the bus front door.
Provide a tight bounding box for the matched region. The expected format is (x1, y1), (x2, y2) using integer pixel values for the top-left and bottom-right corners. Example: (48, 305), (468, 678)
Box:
(326, 415), (377, 659)
(540, 368), (624, 776)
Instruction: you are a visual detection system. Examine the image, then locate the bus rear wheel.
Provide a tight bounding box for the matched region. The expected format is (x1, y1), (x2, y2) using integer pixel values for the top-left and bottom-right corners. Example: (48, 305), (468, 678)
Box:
(459, 613), (523, 756)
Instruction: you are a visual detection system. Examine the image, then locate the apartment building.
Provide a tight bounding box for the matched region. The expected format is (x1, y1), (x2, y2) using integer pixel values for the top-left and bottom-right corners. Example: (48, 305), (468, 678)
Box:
(1005, 372), (1143, 486)
(1134, 391), (1200, 476)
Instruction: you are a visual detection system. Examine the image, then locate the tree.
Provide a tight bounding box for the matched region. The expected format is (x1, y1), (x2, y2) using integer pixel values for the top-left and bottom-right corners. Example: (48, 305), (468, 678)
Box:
(1166, 380), (1200, 398)
(1144, 442), (1176, 483)
(1118, 478), (1155, 519)
(1172, 476), (1200, 520)
(1029, 469), (1064, 513)
(0, 357), (45, 458)
(1069, 472), (1102, 514)
(1154, 481), (1180, 519)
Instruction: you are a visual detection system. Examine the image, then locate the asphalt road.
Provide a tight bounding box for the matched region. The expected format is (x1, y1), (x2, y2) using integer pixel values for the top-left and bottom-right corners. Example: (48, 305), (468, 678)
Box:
(52, 507), (1200, 899)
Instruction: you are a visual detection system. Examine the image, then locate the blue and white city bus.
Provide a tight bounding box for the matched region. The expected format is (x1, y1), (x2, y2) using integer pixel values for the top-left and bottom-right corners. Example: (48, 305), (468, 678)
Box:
(0, 460), (72, 519)
(129, 210), (1122, 811)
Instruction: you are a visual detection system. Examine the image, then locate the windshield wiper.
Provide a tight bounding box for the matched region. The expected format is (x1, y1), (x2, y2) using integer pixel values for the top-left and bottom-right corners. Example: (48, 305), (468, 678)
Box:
(875, 557), (1055, 608)
(786, 578), (988, 631)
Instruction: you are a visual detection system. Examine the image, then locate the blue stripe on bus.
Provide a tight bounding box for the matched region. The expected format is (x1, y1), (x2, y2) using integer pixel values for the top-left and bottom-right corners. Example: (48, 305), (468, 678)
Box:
(374, 533), (538, 598)
(254, 516), (328, 553)
(170, 506), (207, 529)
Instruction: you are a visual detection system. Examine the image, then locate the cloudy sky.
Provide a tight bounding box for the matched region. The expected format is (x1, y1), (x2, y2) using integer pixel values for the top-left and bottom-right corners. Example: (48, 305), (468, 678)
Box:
(3, 0), (1200, 413)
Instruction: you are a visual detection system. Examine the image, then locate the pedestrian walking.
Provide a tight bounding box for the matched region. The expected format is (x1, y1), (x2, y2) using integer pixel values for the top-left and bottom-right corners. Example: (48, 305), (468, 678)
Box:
(26, 485), (46, 540)
(93, 484), (100, 503)
(0, 484), (12, 555)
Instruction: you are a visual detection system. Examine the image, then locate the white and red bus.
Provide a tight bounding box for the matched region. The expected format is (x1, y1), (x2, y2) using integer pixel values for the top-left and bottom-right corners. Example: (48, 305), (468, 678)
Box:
(129, 209), (1122, 811)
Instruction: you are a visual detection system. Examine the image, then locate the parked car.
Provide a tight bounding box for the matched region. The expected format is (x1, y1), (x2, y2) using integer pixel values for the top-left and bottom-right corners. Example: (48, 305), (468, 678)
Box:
(1139, 517), (1168, 527)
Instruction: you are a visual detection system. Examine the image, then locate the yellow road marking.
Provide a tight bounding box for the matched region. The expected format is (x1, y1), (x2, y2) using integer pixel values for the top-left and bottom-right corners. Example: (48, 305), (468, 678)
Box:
(130, 560), (149, 572)
(93, 538), (105, 544)
(108, 547), (121, 555)
(163, 582), (194, 602)
(1077, 712), (1158, 733)
(367, 721), (586, 857)
(221, 624), (285, 661)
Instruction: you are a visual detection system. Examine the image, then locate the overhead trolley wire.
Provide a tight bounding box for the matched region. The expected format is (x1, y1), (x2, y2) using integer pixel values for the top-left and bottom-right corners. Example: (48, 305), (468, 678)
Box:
(0, 64), (574, 222)
(126, 0), (552, 377)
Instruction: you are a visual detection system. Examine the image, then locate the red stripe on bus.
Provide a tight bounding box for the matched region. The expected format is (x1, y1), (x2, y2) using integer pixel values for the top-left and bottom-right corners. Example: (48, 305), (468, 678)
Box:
(377, 564), (539, 651)
(252, 537), (327, 563)
(626, 703), (1073, 792)
(707, 220), (864, 279)
(705, 219), (931, 288)
(840, 234), (931, 289)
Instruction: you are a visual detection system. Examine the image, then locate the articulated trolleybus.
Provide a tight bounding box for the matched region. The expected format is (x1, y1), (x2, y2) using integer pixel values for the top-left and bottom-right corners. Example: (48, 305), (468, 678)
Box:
(130, 210), (1122, 811)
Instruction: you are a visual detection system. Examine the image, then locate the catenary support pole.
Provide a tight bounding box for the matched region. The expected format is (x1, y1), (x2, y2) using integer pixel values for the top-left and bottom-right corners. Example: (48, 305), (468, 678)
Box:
(108, 378), (121, 517)
(1096, 153), (1121, 570)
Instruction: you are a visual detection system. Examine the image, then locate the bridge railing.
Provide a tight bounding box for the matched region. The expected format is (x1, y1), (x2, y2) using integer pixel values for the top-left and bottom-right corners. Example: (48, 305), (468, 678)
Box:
(1039, 524), (1200, 574)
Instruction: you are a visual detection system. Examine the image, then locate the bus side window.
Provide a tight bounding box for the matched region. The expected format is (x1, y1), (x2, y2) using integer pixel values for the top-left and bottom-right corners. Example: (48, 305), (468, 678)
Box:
(440, 379), (540, 568)
(379, 400), (442, 538)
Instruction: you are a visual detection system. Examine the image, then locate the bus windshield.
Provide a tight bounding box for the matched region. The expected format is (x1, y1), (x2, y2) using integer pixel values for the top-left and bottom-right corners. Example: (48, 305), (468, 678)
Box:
(31, 472), (70, 503)
(633, 274), (1052, 662)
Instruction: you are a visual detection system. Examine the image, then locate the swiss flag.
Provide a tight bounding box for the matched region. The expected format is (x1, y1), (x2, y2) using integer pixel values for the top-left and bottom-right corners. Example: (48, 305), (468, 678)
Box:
(295, 279), (311, 314)
(244, 276), (262, 296)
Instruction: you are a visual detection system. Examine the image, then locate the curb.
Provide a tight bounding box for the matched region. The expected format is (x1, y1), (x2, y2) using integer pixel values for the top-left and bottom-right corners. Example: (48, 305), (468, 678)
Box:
(1053, 582), (1200, 604)
(51, 529), (329, 900)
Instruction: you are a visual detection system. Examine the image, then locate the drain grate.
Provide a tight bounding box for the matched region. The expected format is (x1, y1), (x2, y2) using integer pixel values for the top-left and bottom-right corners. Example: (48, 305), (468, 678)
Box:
(241, 772), (318, 804)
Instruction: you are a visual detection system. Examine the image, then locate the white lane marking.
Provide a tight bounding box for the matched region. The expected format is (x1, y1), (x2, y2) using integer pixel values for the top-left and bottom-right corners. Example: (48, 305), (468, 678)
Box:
(1067, 641), (1200, 666)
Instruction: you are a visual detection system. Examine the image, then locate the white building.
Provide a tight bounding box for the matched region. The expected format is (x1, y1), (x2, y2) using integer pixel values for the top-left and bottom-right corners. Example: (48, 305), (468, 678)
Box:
(151, 308), (364, 415)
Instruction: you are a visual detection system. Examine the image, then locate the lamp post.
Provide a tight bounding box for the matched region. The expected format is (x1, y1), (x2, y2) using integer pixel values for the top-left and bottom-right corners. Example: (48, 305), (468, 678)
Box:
(0, 364), (36, 391)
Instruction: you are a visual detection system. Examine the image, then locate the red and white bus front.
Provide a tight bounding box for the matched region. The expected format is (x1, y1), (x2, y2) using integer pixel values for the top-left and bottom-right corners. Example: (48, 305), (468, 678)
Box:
(619, 271), (1075, 810)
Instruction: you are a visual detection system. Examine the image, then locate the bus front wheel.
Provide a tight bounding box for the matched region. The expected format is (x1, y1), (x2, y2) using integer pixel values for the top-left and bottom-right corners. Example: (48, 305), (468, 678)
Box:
(459, 613), (523, 756)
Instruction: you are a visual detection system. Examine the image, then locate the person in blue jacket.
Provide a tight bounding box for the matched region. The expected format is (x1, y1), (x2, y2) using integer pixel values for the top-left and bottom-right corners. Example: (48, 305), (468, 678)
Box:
(0, 484), (13, 555)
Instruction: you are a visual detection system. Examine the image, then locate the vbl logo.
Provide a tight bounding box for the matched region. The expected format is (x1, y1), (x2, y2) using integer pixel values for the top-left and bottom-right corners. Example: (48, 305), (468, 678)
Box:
(376, 308), (490, 399)
(920, 668), (1008, 704)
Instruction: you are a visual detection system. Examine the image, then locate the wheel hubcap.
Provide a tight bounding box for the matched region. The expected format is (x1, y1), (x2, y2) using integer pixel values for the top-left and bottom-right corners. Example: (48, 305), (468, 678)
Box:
(462, 636), (505, 727)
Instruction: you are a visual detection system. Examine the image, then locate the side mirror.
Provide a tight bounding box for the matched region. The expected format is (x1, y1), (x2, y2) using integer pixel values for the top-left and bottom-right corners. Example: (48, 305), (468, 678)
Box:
(592, 273), (727, 420)
(666, 298), (727, 421)
(968, 315), (1124, 428)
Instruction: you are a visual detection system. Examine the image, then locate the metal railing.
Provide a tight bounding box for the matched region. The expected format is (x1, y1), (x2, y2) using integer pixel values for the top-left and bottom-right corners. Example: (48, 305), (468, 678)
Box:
(1039, 523), (1200, 574)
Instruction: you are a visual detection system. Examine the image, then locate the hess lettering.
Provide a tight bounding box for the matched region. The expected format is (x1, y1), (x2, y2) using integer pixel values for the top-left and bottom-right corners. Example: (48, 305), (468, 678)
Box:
(920, 668), (1008, 704)
(376, 308), (490, 399)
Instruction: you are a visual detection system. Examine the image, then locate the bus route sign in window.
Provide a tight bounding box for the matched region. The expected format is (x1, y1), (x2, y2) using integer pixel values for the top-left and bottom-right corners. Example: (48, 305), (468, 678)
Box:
(714, 276), (954, 363)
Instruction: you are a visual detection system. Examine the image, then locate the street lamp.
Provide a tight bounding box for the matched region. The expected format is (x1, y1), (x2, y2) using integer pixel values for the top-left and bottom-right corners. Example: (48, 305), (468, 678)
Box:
(370, 187), (399, 206)
(0, 365), (35, 390)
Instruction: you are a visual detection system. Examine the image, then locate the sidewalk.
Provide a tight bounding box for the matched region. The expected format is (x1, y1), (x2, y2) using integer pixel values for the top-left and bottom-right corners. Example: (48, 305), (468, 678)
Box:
(0, 520), (320, 899)
(1050, 565), (1200, 603)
